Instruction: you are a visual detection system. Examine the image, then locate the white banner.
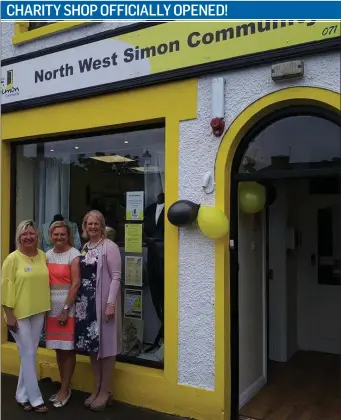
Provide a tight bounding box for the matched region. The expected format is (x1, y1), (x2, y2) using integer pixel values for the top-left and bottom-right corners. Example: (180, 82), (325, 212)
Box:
(1, 38), (151, 105)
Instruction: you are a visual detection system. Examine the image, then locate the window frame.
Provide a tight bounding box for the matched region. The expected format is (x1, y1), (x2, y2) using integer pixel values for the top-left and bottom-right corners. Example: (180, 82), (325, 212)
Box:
(2, 79), (198, 417)
(10, 122), (166, 369)
(13, 22), (93, 45)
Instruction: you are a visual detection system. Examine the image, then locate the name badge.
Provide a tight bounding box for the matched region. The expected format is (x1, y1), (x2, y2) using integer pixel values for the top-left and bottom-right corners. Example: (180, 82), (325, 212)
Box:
(24, 266), (32, 272)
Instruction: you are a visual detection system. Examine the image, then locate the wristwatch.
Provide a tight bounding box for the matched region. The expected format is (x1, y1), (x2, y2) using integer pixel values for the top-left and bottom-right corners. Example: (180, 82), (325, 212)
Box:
(63, 305), (69, 311)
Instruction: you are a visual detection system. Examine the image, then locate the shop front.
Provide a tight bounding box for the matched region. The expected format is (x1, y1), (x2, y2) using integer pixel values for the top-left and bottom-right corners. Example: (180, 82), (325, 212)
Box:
(1, 21), (340, 420)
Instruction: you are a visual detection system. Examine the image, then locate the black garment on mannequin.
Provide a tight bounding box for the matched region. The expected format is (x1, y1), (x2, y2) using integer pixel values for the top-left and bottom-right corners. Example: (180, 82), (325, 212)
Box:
(144, 202), (165, 239)
(144, 199), (165, 352)
(147, 239), (164, 324)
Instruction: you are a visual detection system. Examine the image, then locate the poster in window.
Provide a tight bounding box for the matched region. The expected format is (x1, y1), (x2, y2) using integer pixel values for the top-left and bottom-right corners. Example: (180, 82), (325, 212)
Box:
(122, 317), (144, 357)
(126, 191), (144, 221)
(125, 256), (143, 287)
(125, 224), (142, 253)
(124, 289), (143, 319)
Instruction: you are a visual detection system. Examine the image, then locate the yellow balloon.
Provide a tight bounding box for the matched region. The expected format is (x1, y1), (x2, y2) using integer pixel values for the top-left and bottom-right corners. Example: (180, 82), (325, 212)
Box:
(239, 182), (266, 214)
(197, 206), (229, 239)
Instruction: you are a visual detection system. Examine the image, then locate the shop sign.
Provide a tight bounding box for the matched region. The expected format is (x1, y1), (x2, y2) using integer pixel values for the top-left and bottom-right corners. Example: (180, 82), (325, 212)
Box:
(1, 20), (340, 107)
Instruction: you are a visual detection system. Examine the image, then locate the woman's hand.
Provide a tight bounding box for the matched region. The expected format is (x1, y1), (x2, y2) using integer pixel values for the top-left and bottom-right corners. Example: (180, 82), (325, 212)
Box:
(105, 305), (115, 322)
(7, 314), (18, 330)
(58, 309), (68, 325)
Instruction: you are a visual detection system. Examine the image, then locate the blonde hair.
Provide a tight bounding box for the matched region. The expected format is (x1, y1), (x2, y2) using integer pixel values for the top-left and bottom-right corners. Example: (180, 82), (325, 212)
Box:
(106, 226), (116, 241)
(16, 220), (39, 249)
(49, 221), (74, 247)
(82, 210), (107, 241)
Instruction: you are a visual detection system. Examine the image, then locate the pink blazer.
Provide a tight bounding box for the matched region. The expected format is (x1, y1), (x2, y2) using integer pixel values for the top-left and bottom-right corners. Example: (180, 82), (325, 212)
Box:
(95, 239), (122, 359)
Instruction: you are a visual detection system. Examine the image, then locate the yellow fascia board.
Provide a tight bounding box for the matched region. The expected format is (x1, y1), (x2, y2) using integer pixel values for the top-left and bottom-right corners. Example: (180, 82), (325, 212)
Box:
(13, 22), (90, 45)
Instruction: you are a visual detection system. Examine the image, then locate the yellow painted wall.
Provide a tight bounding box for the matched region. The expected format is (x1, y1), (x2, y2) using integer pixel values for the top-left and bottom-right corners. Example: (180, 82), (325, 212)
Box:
(1, 80), (228, 420)
(3, 79), (338, 420)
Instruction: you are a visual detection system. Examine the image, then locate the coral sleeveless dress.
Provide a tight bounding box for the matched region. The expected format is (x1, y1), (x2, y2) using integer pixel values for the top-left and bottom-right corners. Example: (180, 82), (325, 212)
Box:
(45, 248), (81, 350)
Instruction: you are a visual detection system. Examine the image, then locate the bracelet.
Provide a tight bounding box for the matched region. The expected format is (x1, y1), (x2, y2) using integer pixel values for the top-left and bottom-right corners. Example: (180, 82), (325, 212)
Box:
(107, 302), (115, 307)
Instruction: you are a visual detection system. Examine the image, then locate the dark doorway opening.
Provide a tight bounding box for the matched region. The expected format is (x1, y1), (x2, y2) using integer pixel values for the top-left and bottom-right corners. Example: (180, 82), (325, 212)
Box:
(228, 106), (341, 420)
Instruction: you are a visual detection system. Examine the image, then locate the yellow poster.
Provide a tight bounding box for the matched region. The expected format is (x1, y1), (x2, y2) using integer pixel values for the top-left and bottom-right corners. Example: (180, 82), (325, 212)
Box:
(125, 224), (143, 254)
(125, 256), (143, 287)
(124, 289), (143, 319)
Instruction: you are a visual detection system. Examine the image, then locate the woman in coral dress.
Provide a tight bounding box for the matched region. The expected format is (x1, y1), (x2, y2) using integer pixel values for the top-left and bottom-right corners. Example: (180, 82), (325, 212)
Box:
(45, 221), (81, 408)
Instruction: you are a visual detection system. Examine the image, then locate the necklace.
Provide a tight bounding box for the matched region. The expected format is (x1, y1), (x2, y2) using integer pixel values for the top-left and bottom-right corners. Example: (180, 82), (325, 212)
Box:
(87, 238), (103, 250)
(19, 249), (37, 263)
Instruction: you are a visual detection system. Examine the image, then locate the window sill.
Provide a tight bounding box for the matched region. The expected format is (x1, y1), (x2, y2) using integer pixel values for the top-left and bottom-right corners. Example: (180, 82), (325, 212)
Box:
(2, 341), (165, 376)
(7, 334), (164, 370)
(12, 22), (94, 46)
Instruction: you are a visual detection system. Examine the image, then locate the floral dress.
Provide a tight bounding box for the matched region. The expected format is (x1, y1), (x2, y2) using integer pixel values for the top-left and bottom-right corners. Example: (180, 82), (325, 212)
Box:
(75, 243), (103, 353)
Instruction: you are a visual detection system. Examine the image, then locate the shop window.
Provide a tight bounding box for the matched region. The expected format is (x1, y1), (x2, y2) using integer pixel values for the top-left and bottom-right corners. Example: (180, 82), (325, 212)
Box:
(12, 126), (165, 368)
(239, 115), (341, 174)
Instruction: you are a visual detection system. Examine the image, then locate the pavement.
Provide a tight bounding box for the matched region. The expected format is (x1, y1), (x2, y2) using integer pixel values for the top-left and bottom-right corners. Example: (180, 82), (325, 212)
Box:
(1, 374), (184, 420)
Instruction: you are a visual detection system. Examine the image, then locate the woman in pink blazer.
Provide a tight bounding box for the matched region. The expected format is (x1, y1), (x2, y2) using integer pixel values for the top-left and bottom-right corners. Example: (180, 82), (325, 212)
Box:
(75, 210), (122, 411)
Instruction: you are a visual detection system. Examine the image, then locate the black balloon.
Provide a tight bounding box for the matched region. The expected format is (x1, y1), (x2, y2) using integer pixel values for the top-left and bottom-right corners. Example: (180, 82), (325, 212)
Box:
(167, 200), (200, 227)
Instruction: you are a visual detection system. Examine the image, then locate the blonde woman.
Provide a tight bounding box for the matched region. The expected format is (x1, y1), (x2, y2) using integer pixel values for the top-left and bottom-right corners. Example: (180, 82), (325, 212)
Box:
(75, 210), (122, 411)
(45, 221), (81, 408)
(1, 220), (50, 413)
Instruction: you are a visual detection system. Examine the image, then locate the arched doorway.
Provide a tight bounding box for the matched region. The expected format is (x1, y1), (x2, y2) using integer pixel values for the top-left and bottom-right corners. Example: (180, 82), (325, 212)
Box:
(214, 87), (341, 420)
(234, 110), (341, 420)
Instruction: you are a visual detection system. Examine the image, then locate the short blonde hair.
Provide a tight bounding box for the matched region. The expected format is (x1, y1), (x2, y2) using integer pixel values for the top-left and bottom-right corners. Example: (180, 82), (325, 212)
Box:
(49, 221), (74, 247)
(16, 220), (39, 248)
(82, 210), (107, 241)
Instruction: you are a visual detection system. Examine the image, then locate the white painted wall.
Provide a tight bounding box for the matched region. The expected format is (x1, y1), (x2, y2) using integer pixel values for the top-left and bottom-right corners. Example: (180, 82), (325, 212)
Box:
(296, 180), (341, 355)
(265, 178), (340, 367)
(1, 21), (340, 390)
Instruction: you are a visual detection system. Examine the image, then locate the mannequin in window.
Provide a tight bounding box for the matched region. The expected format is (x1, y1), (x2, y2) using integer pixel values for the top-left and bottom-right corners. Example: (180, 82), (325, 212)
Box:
(40, 214), (81, 252)
(144, 192), (165, 353)
(144, 192), (165, 239)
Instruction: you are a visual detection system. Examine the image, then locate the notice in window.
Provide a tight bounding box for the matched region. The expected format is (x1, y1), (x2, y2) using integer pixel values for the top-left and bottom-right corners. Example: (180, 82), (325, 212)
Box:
(122, 317), (144, 356)
(124, 289), (143, 319)
(126, 191), (144, 221)
(125, 256), (143, 287)
(125, 224), (142, 253)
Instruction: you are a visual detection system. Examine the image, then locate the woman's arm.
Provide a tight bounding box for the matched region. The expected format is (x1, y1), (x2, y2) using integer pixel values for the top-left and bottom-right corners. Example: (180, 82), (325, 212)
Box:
(1, 256), (18, 328)
(65, 257), (81, 307)
(3, 306), (17, 329)
(106, 242), (122, 306)
(58, 256), (81, 323)
(104, 242), (121, 322)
